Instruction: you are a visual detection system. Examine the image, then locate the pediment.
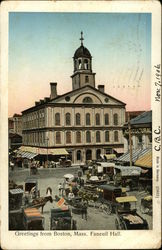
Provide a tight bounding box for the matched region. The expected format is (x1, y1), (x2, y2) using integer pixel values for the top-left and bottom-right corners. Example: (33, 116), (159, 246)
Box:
(49, 85), (125, 106)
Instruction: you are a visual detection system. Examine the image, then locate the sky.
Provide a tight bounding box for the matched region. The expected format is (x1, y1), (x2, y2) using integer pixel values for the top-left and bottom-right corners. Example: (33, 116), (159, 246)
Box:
(9, 12), (151, 116)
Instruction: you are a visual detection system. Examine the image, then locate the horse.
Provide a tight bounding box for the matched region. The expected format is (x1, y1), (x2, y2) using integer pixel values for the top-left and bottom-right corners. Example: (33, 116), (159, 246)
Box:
(46, 187), (52, 196)
(31, 196), (53, 213)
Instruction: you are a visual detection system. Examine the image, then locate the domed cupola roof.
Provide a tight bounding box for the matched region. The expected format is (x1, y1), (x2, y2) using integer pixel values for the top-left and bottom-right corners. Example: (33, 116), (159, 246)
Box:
(74, 45), (91, 59)
(74, 31), (92, 59)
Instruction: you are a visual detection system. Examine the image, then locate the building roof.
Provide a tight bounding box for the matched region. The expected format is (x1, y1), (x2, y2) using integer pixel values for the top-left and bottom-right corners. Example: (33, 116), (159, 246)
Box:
(22, 85), (126, 114)
(130, 111), (152, 125)
(74, 45), (92, 59)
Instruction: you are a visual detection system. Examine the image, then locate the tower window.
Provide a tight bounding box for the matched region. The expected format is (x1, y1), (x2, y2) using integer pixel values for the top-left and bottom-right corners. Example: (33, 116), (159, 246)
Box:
(78, 59), (82, 69)
(84, 59), (89, 69)
(85, 76), (89, 83)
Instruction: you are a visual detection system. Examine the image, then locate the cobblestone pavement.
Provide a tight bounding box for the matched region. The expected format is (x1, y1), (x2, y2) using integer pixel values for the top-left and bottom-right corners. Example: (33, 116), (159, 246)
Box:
(9, 167), (152, 230)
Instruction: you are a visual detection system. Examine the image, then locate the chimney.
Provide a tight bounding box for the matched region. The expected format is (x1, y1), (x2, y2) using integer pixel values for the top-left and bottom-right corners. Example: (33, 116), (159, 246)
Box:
(35, 101), (39, 106)
(50, 82), (57, 99)
(98, 85), (105, 93)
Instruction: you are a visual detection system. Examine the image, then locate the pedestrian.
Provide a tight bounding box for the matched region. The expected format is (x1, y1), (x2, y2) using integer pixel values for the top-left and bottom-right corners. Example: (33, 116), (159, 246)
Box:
(58, 183), (63, 196)
(81, 201), (88, 220)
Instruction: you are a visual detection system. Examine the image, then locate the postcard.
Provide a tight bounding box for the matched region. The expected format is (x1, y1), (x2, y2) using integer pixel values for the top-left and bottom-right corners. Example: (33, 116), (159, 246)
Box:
(0, 0), (161, 249)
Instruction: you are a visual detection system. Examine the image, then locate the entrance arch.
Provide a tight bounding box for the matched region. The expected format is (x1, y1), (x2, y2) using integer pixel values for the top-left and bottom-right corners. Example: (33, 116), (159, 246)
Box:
(86, 149), (92, 161)
(96, 149), (101, 160)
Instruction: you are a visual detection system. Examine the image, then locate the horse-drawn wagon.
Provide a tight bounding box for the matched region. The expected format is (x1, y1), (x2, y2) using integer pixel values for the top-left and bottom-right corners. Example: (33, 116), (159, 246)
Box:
(50, 207), (77, 230)
(25, 178), (39, 199)
(23, 207), (44, 230)
(113, 166), (142, 189)
(96, 184), (122, 214)
(115, 196), (149, 230)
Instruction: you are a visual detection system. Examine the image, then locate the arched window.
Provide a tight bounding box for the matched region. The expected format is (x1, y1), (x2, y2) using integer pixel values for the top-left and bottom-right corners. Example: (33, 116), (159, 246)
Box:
(76, 113), (81, 125)
(96, 131), (101, 143)
(114, 113), (118, 125)
(105, 114), (109, 125)
(114, 131), (119, 142)
(56, 132), (61, 144)
(84, 59), (89, 69)
(96, 113), (100, 125)
(78, 59), (82, 69)
(83, 97), (93, 103)
(105, 131), (109, 142)
(96, 149), (101, 160)
(86, 131), (91, 143)
(77, 150), (81, 161)
(66, 131), (71, 144)
(86, 113), (91, 125)
(65, 113), (71, 126)
(76, 131), (81, 143)
(55, 113), (60, 126)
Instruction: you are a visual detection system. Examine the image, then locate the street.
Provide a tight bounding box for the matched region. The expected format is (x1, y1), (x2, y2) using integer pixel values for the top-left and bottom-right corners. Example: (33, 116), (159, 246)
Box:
(9, 167), (152, 230)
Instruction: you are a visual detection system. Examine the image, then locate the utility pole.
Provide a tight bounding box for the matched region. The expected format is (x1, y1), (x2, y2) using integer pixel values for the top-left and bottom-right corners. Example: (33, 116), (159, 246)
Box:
(128, 112), (132, 166)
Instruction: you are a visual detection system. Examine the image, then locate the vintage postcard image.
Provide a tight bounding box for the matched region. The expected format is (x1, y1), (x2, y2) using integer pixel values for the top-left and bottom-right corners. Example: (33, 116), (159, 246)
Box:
(0, 0), (161, 249)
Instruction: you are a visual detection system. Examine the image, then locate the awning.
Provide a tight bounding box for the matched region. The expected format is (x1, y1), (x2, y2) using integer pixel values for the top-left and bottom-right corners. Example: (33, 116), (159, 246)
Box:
(117, 148), (151, 163)
(113, 148), (124, 154)
(114, 166), (142, 176)
(49, 148), (69, 155)
(104, 154), (116, 160)
(116, 196), (137, 203)
(135, 151), (152, 168)
(17, 146), (69, 156)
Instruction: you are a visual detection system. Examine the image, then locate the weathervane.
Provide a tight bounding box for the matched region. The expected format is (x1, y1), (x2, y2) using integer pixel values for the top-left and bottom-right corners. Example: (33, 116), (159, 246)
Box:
(80, 31), (84, 46)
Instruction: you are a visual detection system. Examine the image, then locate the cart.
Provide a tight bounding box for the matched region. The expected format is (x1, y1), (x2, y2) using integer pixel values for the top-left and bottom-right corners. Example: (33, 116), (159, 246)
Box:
(25, 178), (39, 199)
(9, 188), (24, 210)
(23, 207), (44, 230)
(96, 184), (122, 215)
(115, 196), (149, 230)
(50, 207), (77, 230)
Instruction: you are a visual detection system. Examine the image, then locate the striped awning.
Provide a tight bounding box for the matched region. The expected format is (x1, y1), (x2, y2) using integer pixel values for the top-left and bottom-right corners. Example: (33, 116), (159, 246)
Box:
(117, 148), (151, 163)
(135, 151), (152, 168)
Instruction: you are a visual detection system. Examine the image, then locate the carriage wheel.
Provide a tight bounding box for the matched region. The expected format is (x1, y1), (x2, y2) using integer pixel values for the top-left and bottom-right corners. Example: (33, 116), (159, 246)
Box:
(115, 218), (120, 230)
(106, 204), (112, 215)
(99, 203), (103, 212)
